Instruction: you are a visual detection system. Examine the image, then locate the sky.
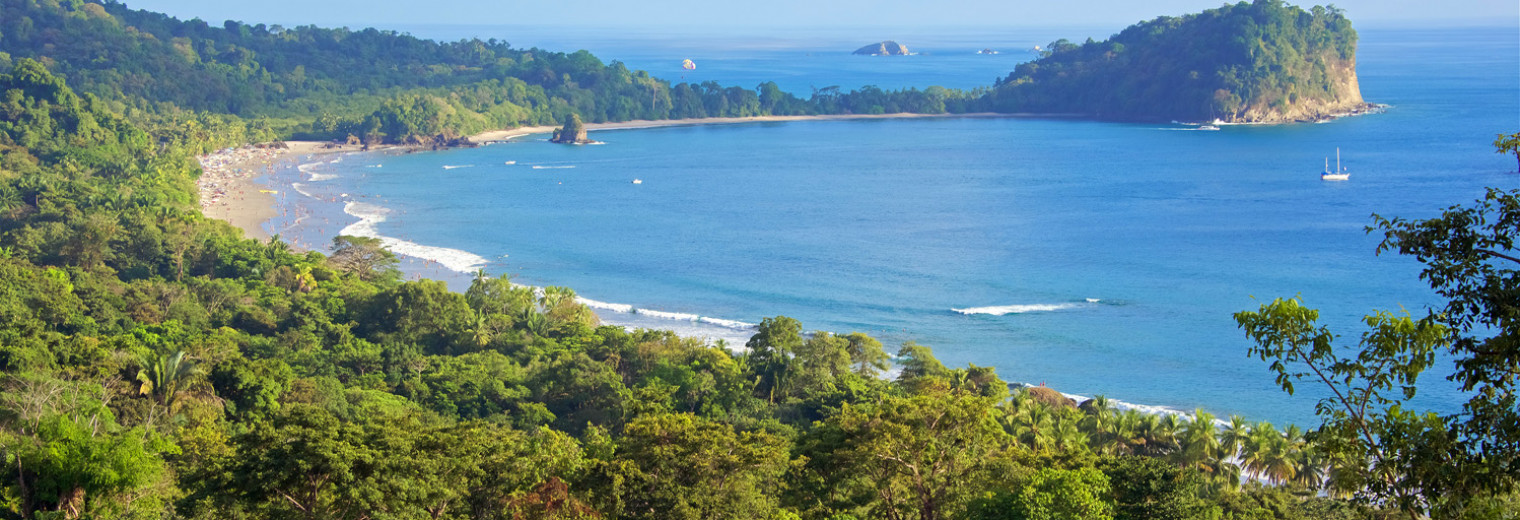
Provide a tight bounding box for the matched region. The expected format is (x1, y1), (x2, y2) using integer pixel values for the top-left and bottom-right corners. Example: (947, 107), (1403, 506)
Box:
(123, 0), (1518, 31)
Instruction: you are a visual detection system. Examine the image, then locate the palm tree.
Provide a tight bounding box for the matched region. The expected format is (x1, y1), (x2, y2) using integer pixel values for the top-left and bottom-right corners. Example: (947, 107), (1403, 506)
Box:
(1174, 409), (1221, 469)
(1105, 409), (1144, 456)
(1052, 415), (1089, 452)
(1004, 401), (1056, 451)
(1218, 415), (1252, 459)
(1243, 422), (1297, 485)
(136, 350), (202, 408)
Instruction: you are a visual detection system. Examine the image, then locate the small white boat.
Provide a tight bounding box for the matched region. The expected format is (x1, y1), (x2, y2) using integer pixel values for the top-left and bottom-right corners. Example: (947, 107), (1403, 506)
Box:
(1321, 148), (1350, 181)
(1198, 124), (1220, 131)
(504, 160), (516, 165)
(632, 179), (643, 184)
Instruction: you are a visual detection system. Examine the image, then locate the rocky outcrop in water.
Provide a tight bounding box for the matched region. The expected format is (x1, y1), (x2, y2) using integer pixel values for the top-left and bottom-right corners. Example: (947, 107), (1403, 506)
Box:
(853, 41), (910, 56)
(551, 113), (592, 144)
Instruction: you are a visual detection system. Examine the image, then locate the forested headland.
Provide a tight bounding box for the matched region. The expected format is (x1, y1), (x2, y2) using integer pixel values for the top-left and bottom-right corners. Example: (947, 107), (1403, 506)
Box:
(2, 0), (1514, 518)
(989, 0), (1371, 122)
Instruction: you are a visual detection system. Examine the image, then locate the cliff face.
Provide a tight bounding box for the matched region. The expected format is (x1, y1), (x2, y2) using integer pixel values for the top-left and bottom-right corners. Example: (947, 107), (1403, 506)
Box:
(1227, 55), (1370, 123)
(853, 41), (910, 56)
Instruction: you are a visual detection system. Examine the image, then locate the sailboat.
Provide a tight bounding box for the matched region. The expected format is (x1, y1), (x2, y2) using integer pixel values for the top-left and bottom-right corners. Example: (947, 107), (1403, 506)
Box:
(1321, 148), (1350, 181)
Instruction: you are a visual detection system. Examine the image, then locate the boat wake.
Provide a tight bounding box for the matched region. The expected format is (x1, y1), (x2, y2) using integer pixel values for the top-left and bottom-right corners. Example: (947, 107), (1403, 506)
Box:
(340, 202), (491, 273)
(443, 165), (473, 170)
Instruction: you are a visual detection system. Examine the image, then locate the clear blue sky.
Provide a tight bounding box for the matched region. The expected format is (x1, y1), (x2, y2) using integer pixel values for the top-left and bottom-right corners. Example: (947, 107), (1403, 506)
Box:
(122, 0), (1517, 30)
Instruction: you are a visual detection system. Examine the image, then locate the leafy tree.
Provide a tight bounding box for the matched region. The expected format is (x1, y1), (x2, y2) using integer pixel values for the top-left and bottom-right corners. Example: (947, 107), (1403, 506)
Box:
(745, 316), (805, 402)
(800, 391), (1009, 520)
(1236, 298), (1447, 513)
(1014, 466), (1115, 520)
(599, 413), (789, 520)
(842, 331), (890, 377)
(1496, 132), (1520, 172)
(327, 235), (399, 283)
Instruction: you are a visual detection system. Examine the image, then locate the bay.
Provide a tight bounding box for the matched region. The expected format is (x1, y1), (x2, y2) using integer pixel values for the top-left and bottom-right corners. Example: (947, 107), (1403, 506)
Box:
(268, 25), (1519, 426)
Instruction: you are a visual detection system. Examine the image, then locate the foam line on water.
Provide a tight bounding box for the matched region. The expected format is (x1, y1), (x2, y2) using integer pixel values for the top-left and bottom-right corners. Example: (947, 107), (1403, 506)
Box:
(571, 293), (758, 332)
(291, 183), (317, 199)
(1013, 383), (1231, 427)
(953, 303), (1082, 315)
(532, 165), (576, 169)
(340, 201), (490, 273)
(576, 296), (634, 314)
(443, 165), (473, 170)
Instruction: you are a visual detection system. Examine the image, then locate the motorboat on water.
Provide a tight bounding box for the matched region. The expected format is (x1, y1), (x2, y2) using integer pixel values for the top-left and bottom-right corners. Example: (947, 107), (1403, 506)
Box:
(1321, 148), (1350, 181)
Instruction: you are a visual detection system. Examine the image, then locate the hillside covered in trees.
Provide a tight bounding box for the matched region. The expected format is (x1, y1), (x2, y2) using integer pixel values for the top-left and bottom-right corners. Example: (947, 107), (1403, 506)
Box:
(4, 0), (1509, 518)
(987, 0), (1371, 122)
(0, 56), (1429, 519)
(0, 0), (982, 145)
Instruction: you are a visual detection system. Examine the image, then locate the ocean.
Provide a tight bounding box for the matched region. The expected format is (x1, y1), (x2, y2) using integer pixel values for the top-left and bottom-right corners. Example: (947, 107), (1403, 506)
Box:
(263, 25), (1519, 427)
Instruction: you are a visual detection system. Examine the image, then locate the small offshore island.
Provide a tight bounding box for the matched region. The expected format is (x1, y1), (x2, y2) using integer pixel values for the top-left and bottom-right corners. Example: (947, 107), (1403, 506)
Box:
(8, 0), (1509, 518)
(853, 40), (912, 56)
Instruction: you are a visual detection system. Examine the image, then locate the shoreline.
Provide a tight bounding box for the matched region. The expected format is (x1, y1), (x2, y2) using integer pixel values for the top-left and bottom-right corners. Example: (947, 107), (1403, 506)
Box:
(200, 105), (1384, 242)
(201, 112), (1035, 242)
(467, 112), (1067, 142)
(195, 113), (1297, 426)
(196, 141), (370, 241)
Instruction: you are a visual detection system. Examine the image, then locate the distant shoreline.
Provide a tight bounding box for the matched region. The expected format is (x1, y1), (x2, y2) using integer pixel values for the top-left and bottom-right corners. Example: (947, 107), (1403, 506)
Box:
(467, 112), (1071, 142)
(202, 105), (1379, 242)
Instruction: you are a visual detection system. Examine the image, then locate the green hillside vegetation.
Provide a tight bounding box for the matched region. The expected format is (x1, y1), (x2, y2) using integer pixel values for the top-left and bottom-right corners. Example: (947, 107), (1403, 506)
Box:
(0, 0), (983, 145)
(0, 58), (1414, 520)
(987, 0), (1366, 122)
(0, 0), (1514, 518)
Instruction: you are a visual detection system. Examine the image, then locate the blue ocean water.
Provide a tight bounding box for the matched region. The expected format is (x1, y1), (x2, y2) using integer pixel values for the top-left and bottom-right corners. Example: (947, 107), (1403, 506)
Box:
(269, 25), (1519, 426)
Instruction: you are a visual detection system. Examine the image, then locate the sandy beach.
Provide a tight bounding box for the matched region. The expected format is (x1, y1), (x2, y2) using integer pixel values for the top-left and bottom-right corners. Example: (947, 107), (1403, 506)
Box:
(467, 112), (1019, 142)
(196, 141), (365, 240)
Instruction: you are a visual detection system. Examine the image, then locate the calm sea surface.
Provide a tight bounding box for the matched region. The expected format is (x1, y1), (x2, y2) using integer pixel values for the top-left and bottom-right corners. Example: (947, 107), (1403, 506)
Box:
(267, 25), (1520, 426)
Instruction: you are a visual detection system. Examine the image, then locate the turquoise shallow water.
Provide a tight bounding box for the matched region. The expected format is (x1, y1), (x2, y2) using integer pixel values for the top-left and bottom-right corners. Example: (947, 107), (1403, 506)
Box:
(268, 26), (1519, 426)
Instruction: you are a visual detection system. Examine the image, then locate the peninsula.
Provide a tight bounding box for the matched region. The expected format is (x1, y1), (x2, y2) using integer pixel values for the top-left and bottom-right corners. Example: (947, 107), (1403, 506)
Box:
(986, 0), (1373, 122)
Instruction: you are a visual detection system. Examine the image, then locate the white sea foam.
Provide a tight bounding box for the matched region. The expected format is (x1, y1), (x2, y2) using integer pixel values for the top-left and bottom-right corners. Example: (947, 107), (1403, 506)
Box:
(443, 165), (473, 170)
(308, 173), (337, 181)
(637, 309), (701, 321)
(1085, 298), (1101, 303)
(953, 303), (1081, 315)
(576, 297), (634, 314)
(365, 164), (383, 168)
(1013, 383), (1229, 427)
(340, 201), (491, 273)
(291, 183), (317, 199)
(698, 316), (758, 330)
(531, 165), (576, 169)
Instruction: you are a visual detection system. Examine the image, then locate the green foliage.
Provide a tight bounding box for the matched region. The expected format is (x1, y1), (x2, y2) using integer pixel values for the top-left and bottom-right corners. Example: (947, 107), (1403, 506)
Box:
(1236, 298), (1447, 512)
(1495, 132), (1520, 171)
(0, 15), (1395, 520)
(990, 0), (1360, 121)
(1014, 466), (1116, 520)
(600, 413), (789, 519)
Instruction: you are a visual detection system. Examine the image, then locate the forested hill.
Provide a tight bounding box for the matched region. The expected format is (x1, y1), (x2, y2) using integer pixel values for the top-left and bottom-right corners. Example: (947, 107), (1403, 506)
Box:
(987, 0), (1370, 123)
(0, 0), (982, 144)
